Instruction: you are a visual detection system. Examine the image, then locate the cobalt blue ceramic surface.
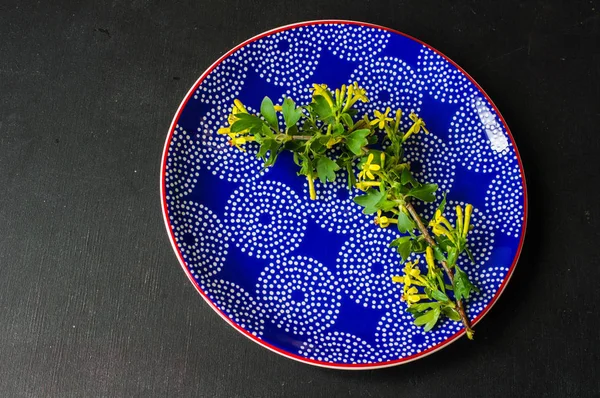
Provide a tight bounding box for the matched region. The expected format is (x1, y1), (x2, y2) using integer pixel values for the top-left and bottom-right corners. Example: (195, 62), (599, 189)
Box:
(160, 20), (527, 369)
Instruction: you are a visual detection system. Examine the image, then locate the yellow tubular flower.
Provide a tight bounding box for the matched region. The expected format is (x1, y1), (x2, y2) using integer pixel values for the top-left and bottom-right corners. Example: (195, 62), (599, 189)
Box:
(229, 135), (254, 151)
(311, 84), (334, 107)
(403, 112), (430, 141)
(358, 154), (381, 180)
(380, 152), (386, 168)
(307, 174), (316, 200)
(233, 99), (247, 114)
(274, 105), (282, 112)
(218, 127), (231, 135)
(375, 210), (397, 228)
(456, 205), (464, 236)
(339, 84), (346, 107)
(355, 181), (380, 191)
(426, 246), (435, 271)
(402, 286), (422, 305)
(463, 204), (473, 238)
(370, 107), (393, 129)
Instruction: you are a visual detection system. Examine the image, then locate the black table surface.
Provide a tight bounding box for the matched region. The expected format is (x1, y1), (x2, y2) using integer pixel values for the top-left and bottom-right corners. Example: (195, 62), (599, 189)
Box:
(1, 0), (599, 396)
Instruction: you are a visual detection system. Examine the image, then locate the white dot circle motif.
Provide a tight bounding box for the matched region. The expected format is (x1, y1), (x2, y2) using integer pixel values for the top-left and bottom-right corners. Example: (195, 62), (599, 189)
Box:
(169, 201), (227, 280)
(197, 105), (268, 183)
(375, 306), (432, 361)
(194, 49), (248, 105)
(335, 226), (403, 309)
(467, 266), (510, 317)
(200, 279), (265, 337)
(305, 176), (372, 235)
(165, 126), (201, 201)
(225, 180), (307, 259)
(417, 46), (477, 104)
(256, 256), (341, 336)
(298, 331), (376, 364)
(247, 26), (325, 87)
(448, 95), (513, 173)
(485, 163), (524, 238)
(403, 131), (456, 197)
(350, 57), (422, 129)
(325, 25), (391, 62)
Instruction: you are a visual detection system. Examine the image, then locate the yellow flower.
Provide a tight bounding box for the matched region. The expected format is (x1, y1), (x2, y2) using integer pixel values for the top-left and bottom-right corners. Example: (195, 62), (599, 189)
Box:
(274, 105), (282, 112)
(456, 205), (464, 236)
(358, 153), (380, 180)
(370, 107), (393, 129)
(310, 84), (334, 107)
(425, 246), (435, 272)
(403, 259), (421, 278)
(228, 135), (254, 151)
(402, 286), (422, 304)
(374, 210), (398, 228)
(355, 181), (380, 191)
(429, 209), (456, 243)
(402, 112), (430, 141)
(350, 82), (368, 103)
(218, 127), (231, 135)
(463, 204), (473, 238)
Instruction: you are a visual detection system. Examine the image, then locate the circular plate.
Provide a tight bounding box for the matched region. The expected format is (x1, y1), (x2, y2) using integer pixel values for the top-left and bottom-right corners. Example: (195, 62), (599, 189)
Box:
(160, 20), (527, 369)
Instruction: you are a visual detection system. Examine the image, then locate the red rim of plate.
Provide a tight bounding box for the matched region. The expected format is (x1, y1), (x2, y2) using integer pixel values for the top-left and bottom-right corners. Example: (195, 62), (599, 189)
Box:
(159, 20), (528, 370)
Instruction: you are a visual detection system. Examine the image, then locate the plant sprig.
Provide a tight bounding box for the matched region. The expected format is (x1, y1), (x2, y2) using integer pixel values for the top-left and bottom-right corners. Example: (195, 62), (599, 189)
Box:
(218, 83), (481, 339)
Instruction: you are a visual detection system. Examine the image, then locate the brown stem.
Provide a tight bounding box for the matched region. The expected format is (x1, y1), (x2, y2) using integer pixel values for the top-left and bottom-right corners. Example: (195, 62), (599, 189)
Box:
(289, 135), (312, 140)
(405, 202), (474, 339)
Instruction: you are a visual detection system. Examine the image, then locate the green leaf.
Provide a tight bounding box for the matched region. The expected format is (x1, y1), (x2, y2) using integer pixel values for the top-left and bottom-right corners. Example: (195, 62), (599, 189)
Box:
(408, 302), (440, 313)
(433, 246), (447, 262)
(442, 306), (461, 321)
(436, 193), (447, 215)
(311, 95), (333, 122)
(465, 246), (476, 264)
(397, 211), (415, 233)
(414, 309), (436, 326)
(377, 200), (397, 212)
(282, 98), (303, 129)
(346, 163), (355, 191)
(260, 96), (278, 130)
(390, 236), (412, 263)
(340, 113), (354, 129)
(230, 114), (264, 132)
(257, 138), (276, 160)
(345, 129), (370, 155)
(332, 122), (344, 136)
(446, 246), (458, 268)
(316, 156), (340, 183)
(431, 289), (449, 302)
(401, 168), (417, 186)
(454, 266), (480, 301)
(411, 238), (428, 253)
(407, 183), (438, 202)
(424, 307), (441, 332)
(354, 189), (385, 214)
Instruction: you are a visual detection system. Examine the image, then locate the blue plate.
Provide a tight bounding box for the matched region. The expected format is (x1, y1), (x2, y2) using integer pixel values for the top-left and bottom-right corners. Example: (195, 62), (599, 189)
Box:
(161, 20), (527, 369)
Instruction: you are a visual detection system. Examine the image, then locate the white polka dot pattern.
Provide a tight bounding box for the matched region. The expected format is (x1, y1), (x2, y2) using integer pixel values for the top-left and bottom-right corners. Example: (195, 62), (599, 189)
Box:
(325, 24), (391, 62)
(170, 201), (227, 280)
(201, 279), (265, 337)
(485, 164), (524, 238)
(247, 26), (325, 86)
(351, 57), (422, 128)
(448, 95), (513, 173)
(403, 131), (456, 195)
(197, 105), (268, 183)
(225, 180), (307, 259)
(335, 227), (403, 309)
(194, 49), (248, 105)
(256, 256), (341, 336)
(298, 331), (377, 363)
(375, 306), (432, 361)
(305, 177), (372, 234)
(417, 47), (477, 104)
(165, 126), (201, 201)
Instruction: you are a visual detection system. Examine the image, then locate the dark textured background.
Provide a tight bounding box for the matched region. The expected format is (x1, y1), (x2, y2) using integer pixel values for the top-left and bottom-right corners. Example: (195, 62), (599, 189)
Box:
(0, 0), (598, 396)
